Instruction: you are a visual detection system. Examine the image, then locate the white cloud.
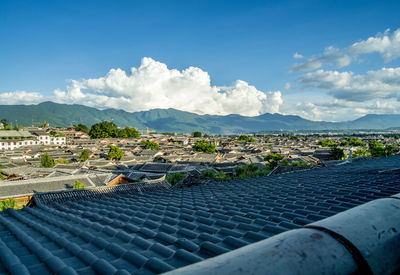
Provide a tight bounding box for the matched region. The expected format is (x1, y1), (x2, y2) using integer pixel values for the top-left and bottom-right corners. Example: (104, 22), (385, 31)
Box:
(297, 67), (400, 101)
(292, 28), (400, 72)
(280, 98), (400, 122)
(284, 82), (291, 90)
(293, 53), (304, 59)
(0, 91), (44, 105)
(53, 57), (283, 116)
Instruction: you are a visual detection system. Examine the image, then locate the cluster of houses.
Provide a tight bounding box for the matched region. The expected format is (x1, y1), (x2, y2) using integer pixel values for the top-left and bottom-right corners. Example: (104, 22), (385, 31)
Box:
(0, 126), (399, 206)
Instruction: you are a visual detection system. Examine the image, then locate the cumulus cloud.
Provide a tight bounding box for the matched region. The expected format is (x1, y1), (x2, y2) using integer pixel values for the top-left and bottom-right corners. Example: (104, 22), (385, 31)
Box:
(0, 91), (44, 105)
(280, 98), (400, 122)
(53, 57), (283, 116)
(297, 67), (400, 101)
(293, 53), (304, 59)
(292, 28), (400, 72)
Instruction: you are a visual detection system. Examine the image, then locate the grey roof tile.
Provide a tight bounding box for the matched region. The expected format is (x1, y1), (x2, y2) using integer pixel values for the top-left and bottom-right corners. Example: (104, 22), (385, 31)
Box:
(0, 156), (399, 273)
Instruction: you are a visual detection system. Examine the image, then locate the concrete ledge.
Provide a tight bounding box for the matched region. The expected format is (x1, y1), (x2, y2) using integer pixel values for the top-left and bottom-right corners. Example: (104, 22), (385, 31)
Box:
(164, 228), (358, 275)
(309, 197), (400, 275)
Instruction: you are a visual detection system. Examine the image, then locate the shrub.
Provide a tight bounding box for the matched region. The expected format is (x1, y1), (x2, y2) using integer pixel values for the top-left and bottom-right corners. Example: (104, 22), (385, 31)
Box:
(329, 146), (345, 160)
(79, 149), (90, 162)
(73, 180), (87, 189)
(291, 161), (312, 167)
(167, 172), (185, 185)
(0, 198), (20, 211)
(56, 157), (69, 164)
(108, 145), (124, 161)
(192, 131), (202, 138)
(193, 140), (216, 154)
(235, 164), (270, 179)
(140, 140), (159, 150)
(200, 170), (231, 180)
(280, 159), (290, 166)
(290, 136), (299, 141)
(40, 153), (54, 167)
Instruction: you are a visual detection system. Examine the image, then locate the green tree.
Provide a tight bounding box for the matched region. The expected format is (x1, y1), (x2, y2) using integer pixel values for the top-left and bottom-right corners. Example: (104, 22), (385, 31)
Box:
(193, 140), (216, 154)
(49, 130), (57, 136)
(73, 180), (87, 189)
(0, 119), (8, 127)
(75, 124), (90, 134)
(353, 149), (371, 158)
(384, 144), (399, 157)
(264, 154), (284, 170)
(192, 131), (202, 138)
(369, 141), (386, 157)
(329, 146), (345, 160)
(118, 127), (140, 138)
(166, 172), (185, 185)
(79, 149), (90, 162)
(140, 140), (159, 150)
(340, 137), (366, 147)
(318, 139), (337, 147)
(108, 145), (124, 161)
(40, 153), (55, 167)
(89, 121), (118, 139)
(0, 198), (20, 211)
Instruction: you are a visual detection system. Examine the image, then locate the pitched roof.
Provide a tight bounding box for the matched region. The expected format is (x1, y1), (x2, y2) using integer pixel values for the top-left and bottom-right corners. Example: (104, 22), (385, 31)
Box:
(0, 156), (399, 274)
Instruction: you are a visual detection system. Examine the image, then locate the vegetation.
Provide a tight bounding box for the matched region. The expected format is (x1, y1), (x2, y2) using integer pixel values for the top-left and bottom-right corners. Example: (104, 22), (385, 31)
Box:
(108, 145), (124, 161)
(192, 131), (202, 138)
(200, 170), (231, 180)
(193, 140), (216, 154)
(74, 123), (90, 134)
(235, 164), (270, 179)
(89, 121), (140, 139)
(264, 153), (284, 170)
(318, 139), (337, 147)
(56, 157), (69, 164)
(291, 161), (313, 167)
(329, 146), (345, 160)
(161, 132), (175, 136)
(140, 140), (160, 150)
(289, 136), (299, 141)
(73, 180), (87, 189)
(79, 149), (90, 162)
(280, 159), (290, 166)
(166, 172), (185, 185)
(237, 135), (257, 143)
(353, 149), (371, 158)
(340, 137), (366, 147)
(40, 153), (55, 167)
(0, 164), (5, 179)
(0, 119), (12, 130)
(369, 141), (399, 157)
(0, 198), (21, 211)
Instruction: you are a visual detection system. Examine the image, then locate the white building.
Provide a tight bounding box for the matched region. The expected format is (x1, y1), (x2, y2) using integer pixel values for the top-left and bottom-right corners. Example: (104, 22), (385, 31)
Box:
(0, 130), (66, 150)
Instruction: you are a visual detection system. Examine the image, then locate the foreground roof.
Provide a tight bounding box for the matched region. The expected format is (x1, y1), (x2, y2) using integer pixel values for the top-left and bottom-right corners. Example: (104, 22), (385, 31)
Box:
(0, 156), (399, 274)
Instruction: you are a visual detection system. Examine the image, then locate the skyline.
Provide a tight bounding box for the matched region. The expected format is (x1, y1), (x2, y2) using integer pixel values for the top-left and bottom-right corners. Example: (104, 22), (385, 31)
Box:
(1, 0), (400, 122)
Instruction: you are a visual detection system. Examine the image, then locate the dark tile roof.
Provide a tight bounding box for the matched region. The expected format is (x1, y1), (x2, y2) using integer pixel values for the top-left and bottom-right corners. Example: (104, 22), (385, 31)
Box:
(0, 156), (399, 274)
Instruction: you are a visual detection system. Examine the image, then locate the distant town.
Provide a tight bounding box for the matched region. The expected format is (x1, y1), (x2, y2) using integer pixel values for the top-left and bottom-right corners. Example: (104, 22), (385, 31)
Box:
(0, 118), (399, 209)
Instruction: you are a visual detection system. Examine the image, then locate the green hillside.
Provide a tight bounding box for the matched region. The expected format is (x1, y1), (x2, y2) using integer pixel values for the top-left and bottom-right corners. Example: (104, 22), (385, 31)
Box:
(0, 101), (399, 134)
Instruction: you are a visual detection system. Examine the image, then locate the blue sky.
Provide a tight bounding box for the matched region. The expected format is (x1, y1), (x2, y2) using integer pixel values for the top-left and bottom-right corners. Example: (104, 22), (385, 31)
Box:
(1, 0), (400, 121)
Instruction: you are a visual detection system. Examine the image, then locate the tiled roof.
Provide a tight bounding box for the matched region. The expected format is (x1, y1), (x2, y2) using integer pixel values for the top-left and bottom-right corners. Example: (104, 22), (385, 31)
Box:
(0, 156), (399, 274)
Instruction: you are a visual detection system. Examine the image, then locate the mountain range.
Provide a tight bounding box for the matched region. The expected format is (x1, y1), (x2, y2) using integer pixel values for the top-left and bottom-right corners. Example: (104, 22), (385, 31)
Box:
(0, 101), (399, 134)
